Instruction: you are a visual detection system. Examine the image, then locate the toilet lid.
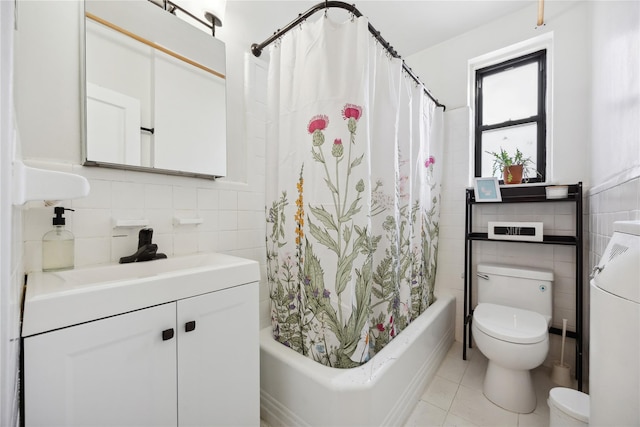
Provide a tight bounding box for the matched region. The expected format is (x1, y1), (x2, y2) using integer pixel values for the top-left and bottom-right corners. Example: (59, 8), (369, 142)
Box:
(473, 303), (548, 344)
(549, 387), (590, 422)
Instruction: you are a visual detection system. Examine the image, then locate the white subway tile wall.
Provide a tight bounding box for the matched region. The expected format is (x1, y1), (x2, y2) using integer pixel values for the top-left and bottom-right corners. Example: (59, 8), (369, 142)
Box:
(23, 170), (265, 271)
(589, 177), (640, 264)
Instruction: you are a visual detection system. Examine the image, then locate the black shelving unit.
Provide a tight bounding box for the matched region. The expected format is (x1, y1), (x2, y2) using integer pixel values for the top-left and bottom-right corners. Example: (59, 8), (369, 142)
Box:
(463, 182), (583, 391)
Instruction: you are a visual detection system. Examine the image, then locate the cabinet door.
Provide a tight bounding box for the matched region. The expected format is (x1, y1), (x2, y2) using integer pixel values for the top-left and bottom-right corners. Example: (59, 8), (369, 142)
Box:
(177, 283), (259, 427)
(24, 303), (178, 427)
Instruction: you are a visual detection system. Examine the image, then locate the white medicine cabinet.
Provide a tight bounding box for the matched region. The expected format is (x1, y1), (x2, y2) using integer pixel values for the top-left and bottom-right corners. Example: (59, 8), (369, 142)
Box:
(83, 0), (227, 178)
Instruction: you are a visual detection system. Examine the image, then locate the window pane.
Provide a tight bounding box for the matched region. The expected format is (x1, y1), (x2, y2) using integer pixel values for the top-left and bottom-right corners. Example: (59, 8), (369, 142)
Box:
(482, 62), (538, 125)
(481, 123), (538, 179)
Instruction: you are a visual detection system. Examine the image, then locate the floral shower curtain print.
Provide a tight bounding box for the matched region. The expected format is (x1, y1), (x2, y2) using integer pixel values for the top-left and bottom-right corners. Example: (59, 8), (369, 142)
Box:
(266, 14), (443, 368)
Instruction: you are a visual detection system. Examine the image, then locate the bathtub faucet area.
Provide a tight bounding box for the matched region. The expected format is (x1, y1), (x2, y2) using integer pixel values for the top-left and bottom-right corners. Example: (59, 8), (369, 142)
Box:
(119, 228), (167, 264)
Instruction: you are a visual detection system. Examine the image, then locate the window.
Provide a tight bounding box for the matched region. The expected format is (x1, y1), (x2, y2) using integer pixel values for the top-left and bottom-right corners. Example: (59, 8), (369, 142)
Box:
(475, 50), (547, 182)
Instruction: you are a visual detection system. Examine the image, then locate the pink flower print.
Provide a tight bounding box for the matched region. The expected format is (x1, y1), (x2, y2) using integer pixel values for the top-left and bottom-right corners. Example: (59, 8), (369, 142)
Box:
(343, 104), (362, 134)
(331, 138), (344, 157)
(308, 115), (329, 146)
(425, 156), (436, 168)
(342, 104), (362, 121)
(376, 323), (385, 332)
(308, 115), (329, 133)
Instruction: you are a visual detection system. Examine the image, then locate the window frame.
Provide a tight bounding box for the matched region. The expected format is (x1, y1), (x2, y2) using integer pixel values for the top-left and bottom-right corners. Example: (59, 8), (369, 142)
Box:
(474, 49), (547, 183)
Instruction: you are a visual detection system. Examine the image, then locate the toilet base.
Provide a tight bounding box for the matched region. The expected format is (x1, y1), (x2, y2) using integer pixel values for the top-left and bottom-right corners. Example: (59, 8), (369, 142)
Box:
(483, 361), (536, 414)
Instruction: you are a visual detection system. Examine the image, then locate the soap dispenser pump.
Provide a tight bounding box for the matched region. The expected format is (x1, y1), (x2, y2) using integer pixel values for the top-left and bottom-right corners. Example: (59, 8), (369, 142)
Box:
(42, 207), (75, 272)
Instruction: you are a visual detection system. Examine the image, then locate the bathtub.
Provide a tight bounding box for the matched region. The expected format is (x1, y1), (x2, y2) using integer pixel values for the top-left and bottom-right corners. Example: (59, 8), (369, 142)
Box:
(260, 293), (455, 427)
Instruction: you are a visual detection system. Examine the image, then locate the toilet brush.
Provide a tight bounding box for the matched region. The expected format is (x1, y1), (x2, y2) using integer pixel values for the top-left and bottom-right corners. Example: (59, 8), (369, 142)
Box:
(551, 318), (572, 387)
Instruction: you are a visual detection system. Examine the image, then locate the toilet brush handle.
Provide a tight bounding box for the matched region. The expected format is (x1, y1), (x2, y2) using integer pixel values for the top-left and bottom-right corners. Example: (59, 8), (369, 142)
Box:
(560, 318), (568, 365)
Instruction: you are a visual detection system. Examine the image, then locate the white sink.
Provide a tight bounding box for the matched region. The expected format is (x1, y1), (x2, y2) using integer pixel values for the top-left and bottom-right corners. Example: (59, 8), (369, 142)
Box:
(22, 252), (260, 337)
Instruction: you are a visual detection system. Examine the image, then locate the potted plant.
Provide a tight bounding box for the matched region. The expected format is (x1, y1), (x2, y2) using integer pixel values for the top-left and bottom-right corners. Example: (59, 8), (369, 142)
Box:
(486, 147), (535, 184)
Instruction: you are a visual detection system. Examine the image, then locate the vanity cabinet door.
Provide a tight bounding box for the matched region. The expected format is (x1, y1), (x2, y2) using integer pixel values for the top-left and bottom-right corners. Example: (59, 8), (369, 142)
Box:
(177, 282), (259, 427)
(23, 303), (178, 427)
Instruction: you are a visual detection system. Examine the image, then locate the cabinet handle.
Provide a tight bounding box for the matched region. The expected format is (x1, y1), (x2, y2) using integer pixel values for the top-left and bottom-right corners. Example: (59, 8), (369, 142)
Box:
(185, 321), (196, 332)
(162, 328), (174, 341)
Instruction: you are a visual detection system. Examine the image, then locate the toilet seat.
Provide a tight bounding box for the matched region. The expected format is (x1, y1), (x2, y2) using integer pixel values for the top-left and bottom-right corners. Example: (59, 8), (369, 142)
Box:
(474, 303), (548, 344)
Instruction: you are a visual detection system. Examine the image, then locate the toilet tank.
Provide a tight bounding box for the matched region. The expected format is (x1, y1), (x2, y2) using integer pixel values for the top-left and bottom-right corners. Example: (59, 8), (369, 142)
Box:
(477, 263), (553, 322)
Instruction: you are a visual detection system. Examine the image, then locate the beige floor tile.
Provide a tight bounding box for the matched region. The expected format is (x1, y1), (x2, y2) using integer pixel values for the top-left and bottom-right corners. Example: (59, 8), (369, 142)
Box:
(404, 401), (448, 427)
(531, 366), (556, 416)
(442, 412), (479, 427)
(405, 341), (559, 427)
(460, 352), (487, 392)
(518, 410), (549, 427)
(436, 355), (469, 383)
(421, 375), (460, 411)
(448, 385), (518, 427)
(445, 340), (464, 359)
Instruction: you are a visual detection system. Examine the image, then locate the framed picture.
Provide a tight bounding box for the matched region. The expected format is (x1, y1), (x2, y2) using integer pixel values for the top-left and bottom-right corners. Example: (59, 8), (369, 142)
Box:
(473, 177), (502, 202)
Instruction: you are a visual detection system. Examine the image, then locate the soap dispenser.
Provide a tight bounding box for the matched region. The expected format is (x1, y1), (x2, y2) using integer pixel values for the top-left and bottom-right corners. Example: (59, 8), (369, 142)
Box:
(42, 207), (75, 272)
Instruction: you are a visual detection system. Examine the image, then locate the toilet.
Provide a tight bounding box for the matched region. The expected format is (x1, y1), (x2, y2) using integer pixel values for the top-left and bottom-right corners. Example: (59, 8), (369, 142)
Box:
(548, 387), (589, 426)
(472, 263), (553, 414)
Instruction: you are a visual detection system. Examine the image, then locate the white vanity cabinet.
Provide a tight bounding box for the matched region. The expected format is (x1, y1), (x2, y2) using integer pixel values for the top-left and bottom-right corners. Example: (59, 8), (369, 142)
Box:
(21, 253), (260, 427)
(24, 303), (179, 426)
(176, 285), (258, 427)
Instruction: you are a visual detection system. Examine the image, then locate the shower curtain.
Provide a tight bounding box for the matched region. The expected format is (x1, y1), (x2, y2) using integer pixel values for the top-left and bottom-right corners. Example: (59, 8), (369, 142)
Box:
(265, 14), (443, 368)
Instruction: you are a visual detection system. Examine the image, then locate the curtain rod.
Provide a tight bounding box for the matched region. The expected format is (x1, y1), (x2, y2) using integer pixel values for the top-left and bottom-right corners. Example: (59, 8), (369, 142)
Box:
(250, 1), (446, 111)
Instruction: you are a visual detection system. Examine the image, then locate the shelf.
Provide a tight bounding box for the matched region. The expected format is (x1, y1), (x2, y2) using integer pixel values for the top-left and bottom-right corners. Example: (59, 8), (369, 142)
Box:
(113, 219), (149, 228)
(467, 233), (577, 246)
(467, 183), (581, 204)
(464, 182), (584, 391)
(12, 161), (90, 205)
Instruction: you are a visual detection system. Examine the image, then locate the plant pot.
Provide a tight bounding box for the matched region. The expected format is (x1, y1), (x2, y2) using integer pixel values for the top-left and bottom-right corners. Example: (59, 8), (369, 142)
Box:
(503, 165), (523, 184)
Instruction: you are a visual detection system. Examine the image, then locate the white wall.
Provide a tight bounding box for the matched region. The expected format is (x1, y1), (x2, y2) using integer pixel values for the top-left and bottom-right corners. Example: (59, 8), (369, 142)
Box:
(586, 1), (640, 387)
(590, 1), (640, 188)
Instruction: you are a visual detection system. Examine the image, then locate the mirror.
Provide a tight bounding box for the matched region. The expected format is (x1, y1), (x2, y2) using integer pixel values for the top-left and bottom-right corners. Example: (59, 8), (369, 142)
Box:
(83, 0), (227, 178)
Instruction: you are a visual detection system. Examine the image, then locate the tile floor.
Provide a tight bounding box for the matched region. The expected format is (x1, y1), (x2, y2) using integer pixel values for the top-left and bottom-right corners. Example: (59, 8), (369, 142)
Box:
(404, 341), (558, 427)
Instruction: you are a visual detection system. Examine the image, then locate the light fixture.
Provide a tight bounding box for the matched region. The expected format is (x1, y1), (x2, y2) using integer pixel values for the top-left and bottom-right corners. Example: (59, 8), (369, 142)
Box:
(203, 0), (226, 34)
(172, 0), (226, 36)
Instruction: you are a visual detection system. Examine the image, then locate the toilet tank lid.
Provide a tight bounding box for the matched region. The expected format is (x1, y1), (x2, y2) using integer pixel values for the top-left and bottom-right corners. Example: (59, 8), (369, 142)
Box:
(548, 387), (589, 422)
(478, 263), (553, 281)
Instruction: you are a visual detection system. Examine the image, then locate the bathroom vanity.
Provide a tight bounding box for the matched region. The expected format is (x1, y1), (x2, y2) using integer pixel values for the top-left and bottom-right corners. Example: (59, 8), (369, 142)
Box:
(21, 252), (259, 427)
